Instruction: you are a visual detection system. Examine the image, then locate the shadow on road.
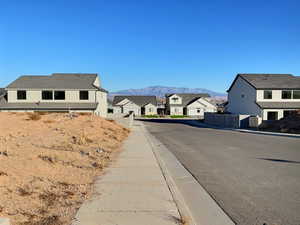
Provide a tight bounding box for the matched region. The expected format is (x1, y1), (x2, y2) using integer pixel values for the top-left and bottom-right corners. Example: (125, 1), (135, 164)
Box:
(258, 158), (300, 164)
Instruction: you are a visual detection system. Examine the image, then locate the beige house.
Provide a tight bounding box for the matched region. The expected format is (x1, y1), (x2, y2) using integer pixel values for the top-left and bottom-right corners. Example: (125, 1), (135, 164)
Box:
(165, 93), (217, 116)
(226, 73), (300, 120)
(112, 96), (157, 116)
(0, 73), (108, 117)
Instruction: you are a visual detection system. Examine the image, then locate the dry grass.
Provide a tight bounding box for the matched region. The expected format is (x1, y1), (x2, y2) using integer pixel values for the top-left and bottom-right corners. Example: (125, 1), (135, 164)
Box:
(0, 112), (130, 225)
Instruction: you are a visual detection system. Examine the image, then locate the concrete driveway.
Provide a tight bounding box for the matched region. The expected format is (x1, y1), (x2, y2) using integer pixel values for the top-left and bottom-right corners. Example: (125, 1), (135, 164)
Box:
(142, 119), (300, 225)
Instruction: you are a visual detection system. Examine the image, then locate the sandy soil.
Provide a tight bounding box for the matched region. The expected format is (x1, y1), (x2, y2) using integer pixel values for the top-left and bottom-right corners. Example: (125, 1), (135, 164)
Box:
(0, 112), (130, 225)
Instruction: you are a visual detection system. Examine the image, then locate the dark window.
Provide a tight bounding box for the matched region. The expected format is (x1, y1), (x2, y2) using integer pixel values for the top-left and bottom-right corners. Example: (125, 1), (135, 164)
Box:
(282, 90), (292, 99)
(267, 111), (278, 120)
(79, 91), (89, 100)
(42, 90), (53, 100)
(241, 94), (245, 98)
(293, 90), (300, 99)
(263, 90), (272, 99)
(17, 90), (26, 100)
(54, 91), (65, 100)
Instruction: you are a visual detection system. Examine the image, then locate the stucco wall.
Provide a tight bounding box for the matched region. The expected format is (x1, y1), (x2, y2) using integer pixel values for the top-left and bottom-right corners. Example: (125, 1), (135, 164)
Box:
(227, 77), (262, 116)
(170, 106), (183, 115)
(187, 99), (217, 116)
(144, 103), (157, 115)
(95, 91), (107, 117)
(123, 102), (141, 116)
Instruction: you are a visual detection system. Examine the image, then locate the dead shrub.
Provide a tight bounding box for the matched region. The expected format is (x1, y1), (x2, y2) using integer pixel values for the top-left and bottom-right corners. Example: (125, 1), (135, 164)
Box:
(37, 111), (48, 115)
(21, 215), (62, 225)
(43, 120), (55, 124)
(78, 112), (91, 116)
(39, 191), (60, 207)
(72, 132), (93, 145)
(38, 155), (55, 163)
(0, 171), (8, 176)
(27, 113), (41, 121)
(17, 187), (32, 197)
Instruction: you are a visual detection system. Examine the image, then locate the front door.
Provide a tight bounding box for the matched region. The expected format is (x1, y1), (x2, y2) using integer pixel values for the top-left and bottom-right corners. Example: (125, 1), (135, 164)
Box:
(267, 111), (278, 120)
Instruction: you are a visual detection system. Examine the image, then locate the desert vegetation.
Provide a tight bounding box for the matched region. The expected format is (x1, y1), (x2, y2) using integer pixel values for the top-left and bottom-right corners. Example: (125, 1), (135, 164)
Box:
(0, 112), (130, 225)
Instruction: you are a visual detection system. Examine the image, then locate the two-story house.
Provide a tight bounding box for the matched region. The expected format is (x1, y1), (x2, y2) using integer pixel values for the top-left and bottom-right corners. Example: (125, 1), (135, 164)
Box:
(0, 73), (108, 117)
(165, 93), (217, 116)
(226, 73), (300, 120)
(112, 95), (157, 116)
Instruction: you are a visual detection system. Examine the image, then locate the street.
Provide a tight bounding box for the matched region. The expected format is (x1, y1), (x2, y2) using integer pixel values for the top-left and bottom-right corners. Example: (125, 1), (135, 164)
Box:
(142, 119), (300, 225)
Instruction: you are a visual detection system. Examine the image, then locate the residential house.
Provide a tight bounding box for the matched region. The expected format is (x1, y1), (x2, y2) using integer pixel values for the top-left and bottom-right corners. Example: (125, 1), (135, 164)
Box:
(226, 73), (300, 120)
(165, 93), (217, 116)
(112, 95), (157, 116)
(0, 73), (108, 117)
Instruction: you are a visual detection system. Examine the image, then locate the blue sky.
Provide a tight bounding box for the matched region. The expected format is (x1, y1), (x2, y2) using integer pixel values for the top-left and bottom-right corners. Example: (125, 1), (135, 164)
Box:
(1, 0), (299, 93)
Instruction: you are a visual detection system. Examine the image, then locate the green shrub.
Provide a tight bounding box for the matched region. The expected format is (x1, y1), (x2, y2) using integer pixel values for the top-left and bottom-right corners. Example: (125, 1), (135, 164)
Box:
(170, 115), (188, 118)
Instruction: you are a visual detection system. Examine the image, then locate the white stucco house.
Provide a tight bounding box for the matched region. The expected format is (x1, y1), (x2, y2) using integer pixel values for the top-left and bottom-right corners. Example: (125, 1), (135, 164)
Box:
(226, 73), (300, 120)
(165, 93), (217, 116)
(112, 95), (157, 116)
(0, 73), (108, 117)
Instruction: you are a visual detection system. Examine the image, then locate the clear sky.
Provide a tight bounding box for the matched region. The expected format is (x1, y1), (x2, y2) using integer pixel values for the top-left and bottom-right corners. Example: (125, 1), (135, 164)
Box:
(1, 0), (299, 93)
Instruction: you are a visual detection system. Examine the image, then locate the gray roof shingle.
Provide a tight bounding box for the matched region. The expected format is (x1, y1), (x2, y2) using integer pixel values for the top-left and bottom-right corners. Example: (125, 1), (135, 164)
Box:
(256, 102), (300, 109)
(113, 96), (157, 107)
(229, 74), (300, 91)
(6, 73), (108, 91)
(0, 88), (6, 96)
(166, 93), (210, 107)
(0, 102), (98, 110)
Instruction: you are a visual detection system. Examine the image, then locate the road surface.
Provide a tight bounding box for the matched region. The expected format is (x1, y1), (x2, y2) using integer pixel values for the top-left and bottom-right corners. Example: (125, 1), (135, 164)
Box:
(142, 119), (300, 225)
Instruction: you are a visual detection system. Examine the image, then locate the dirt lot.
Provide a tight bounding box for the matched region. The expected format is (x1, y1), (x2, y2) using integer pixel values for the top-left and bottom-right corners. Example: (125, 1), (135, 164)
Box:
(0, 112), (130, 225)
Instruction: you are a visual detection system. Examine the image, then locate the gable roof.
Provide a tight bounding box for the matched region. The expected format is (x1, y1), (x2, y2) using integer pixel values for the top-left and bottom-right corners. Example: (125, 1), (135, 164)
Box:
(166, 93), (210, 107)
(6, 73), (107, 92)
(113, 95), (157, 107)
(228, 74), (300, 92)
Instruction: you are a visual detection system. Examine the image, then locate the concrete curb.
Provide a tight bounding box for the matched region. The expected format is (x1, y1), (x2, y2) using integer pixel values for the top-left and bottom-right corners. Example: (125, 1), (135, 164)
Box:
(140, 122), (235, 225)
(0, 218), (10, 225)
(191, 121), (300, 139)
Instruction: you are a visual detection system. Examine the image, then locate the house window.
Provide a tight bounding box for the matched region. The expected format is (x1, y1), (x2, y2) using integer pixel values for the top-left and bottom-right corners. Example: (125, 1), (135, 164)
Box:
(80, 91), (89, 100)
(241, 94), (245, 98)
(42, 90), (53, 100)
(197, 109), (201, 113)
(17, 90), (26, 100)
(54, 91), (65, 100)
(267, 111), (278, 120)
(263, 90), (272, 99)
(282, 90), (292, 99)
(292, 90), (300, 99)
(149, 108), (152, 112)
(172, 97), (179, 102)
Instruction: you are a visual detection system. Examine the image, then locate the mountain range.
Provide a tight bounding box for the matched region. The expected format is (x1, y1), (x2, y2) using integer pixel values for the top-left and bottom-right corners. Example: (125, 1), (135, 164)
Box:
(109, 86), (227, 99)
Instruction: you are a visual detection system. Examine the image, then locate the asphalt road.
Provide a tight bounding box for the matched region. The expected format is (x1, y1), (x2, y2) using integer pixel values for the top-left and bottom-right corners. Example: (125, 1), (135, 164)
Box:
(142, 119), (300, 225)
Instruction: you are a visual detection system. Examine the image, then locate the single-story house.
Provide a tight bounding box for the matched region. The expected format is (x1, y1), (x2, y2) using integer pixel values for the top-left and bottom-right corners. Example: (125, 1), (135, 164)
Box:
(165, 93), (217, 116)
(0, 73), (108, 117)
(226, 73), (300, 120)
(112, 95), (157, 116)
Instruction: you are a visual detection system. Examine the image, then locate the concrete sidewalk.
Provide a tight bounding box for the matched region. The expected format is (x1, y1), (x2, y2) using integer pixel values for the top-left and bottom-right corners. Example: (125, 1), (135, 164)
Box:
(73, 121), (181, 225)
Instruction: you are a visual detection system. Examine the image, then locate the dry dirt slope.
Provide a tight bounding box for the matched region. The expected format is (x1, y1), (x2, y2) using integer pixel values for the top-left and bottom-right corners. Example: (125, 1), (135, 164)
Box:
(0, 112), (129, 225)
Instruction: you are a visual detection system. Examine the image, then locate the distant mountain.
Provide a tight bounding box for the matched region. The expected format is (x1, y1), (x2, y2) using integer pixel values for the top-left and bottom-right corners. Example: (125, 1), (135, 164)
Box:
(109, 86), (227, 99)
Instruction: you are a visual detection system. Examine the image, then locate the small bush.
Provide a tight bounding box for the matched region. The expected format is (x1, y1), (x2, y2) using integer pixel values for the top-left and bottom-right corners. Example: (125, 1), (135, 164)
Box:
(170, 115), (188, 118)
(143, 115), (160, 118)
(27, 113), (41, 121)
